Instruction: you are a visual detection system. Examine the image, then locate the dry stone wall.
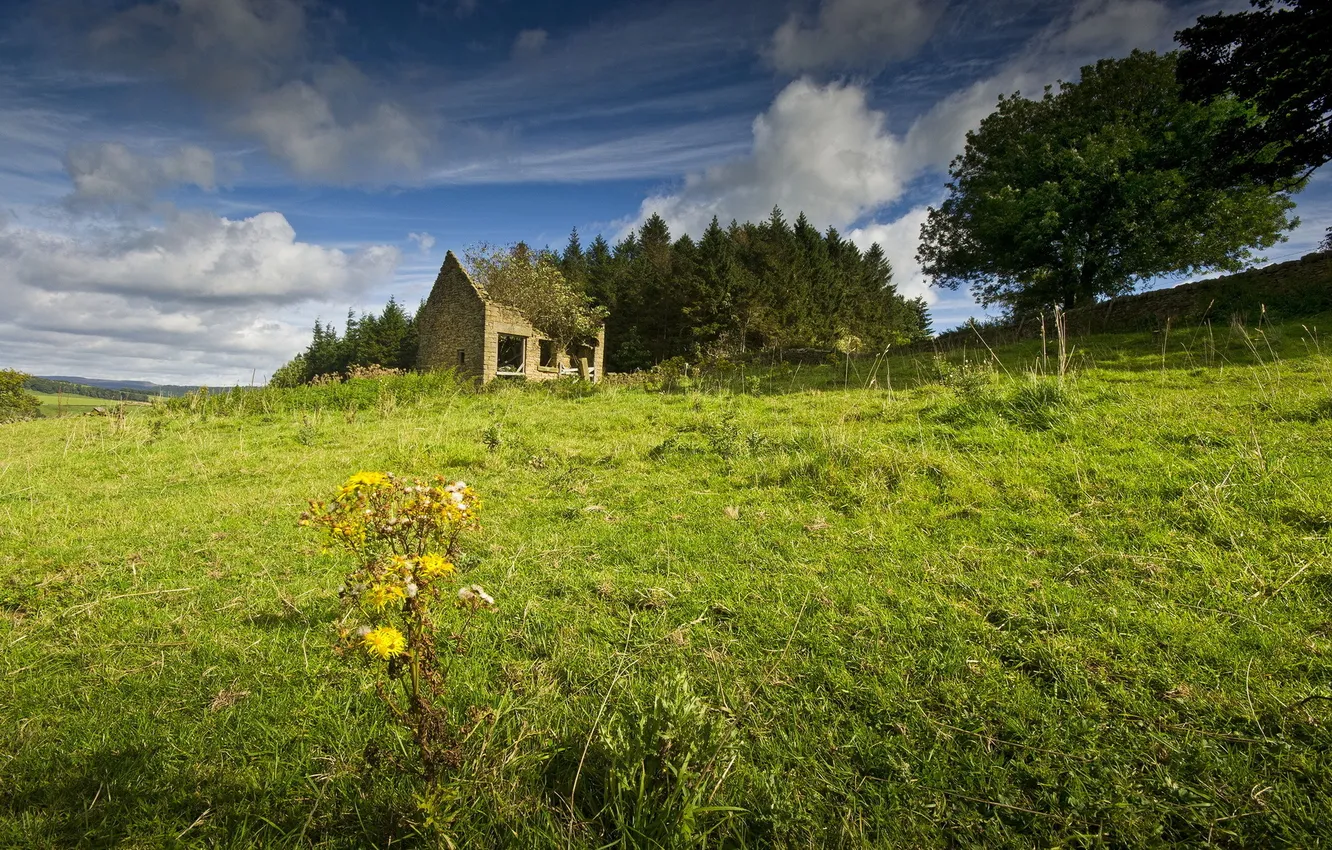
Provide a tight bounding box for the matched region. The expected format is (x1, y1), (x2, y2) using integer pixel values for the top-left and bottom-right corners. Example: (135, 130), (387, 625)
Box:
(930, 251), (1332, 350)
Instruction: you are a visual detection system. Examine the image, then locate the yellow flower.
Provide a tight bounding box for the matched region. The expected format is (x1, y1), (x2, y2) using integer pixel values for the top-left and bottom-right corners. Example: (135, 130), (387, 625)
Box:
(339, 471), (390, 497)
(362, 626), (406, 660)
(365, 582), (406, 610)
(417, 554), (455, 579)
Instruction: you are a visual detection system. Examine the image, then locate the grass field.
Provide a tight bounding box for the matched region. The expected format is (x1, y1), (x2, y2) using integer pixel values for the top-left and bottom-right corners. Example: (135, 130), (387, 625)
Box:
(2, 317), (1331, 847)
(25, 392), (150, 419)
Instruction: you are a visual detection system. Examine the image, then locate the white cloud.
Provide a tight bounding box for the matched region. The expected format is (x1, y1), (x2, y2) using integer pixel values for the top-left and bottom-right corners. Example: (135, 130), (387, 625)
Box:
(768, 0), (944, 74)
(85, 0), (432, 182)
(408, 231), (436, 252)
(0, 211), (399, 382)
(64, 142), (219, 207)
(88, 0), (308, 99)
(512, 29), (549, 59)
(629, 0), (1192, 323)
(632, 78), (906, 238)
(848, 205), (934, 301)
(238, 79), (429, 180)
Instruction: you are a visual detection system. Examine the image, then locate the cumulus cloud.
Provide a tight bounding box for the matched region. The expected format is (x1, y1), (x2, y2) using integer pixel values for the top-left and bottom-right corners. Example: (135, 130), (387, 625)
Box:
(768, 0), (944, 74)
(633, 79), (906, 239)
(408, 231), (436, 252)
(0, 211), (399, 381)
(631, 0), (1187, 309)
(512, 29), (549, 59)
(848, 205), (934, 301)
(84, 0), (432, 182)
(238, 79), (429, 180)
(64, 142), (219, 208)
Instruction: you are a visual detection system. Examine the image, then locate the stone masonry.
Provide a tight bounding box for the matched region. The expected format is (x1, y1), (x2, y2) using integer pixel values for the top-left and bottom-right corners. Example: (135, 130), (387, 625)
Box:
(415, 251), (606, 383)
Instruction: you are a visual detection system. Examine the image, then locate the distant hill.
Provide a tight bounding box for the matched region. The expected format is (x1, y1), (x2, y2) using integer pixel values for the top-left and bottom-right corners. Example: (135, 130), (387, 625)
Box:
(37, 376), (203, 398)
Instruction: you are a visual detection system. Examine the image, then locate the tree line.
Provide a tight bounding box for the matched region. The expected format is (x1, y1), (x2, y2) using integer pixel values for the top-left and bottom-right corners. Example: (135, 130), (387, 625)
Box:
(278, 209), (930, 382)
(555, 210), (929, 371)
(274, 297), (420, 386)
(21, 376), (155, 403)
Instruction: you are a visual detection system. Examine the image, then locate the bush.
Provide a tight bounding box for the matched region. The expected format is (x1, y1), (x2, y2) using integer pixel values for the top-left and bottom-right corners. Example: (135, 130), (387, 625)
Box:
(0, 369), (40, 423)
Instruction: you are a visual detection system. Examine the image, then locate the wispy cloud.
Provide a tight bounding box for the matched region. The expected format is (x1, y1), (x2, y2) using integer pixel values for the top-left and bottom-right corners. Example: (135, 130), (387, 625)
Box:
(768, 0), (945, 74)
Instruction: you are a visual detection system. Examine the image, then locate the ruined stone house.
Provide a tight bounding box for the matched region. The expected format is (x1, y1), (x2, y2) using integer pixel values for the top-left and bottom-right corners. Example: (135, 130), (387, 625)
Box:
(415, 251), (606, 383)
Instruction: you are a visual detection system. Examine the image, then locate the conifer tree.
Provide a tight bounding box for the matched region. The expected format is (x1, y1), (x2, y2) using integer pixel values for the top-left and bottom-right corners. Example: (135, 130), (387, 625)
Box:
(560, 228), (588, 291)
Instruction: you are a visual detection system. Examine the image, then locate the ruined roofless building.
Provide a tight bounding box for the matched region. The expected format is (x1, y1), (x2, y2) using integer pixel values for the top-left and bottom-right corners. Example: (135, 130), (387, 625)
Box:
(415, 251), (606, 383)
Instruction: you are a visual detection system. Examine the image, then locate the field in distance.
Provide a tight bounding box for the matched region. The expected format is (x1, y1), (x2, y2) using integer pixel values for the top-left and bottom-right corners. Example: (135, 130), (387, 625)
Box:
(26, 392), (152, 418)
(2, 316), (1330, 847)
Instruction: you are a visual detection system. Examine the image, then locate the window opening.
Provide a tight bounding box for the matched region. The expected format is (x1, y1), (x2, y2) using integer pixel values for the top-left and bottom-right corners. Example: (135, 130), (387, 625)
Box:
(539, 339), (555, 368)
(458, 349), (466, 366)
(496, 334), (526, 375)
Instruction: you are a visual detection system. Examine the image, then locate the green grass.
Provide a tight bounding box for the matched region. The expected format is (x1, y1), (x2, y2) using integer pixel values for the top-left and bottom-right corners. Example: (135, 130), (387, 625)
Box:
(25, 392), (150, 419)
(3, 317), (1332, 847)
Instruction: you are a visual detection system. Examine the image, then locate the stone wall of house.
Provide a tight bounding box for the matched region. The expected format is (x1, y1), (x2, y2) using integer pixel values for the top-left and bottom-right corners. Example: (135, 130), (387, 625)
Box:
(483, 301), (544, 382)
(415, 252), (486, 378)
(417, 249), (608, 383)
(927, 251), (1332, 350)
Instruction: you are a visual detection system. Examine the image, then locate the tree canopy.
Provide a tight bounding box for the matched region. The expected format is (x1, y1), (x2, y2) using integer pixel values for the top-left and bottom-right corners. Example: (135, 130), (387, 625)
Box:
(276, 297), (421, 385)
(0, 369), (41, 422)
(918, 50), (1298, 313)
(465, 242), (609, 363)
(1176, 0), (1331, 189)
(564, 211), (929, 370)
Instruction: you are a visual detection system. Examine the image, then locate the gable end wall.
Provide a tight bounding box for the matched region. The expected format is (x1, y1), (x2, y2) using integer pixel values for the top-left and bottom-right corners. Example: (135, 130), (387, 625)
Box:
(415, 253), (486, 379)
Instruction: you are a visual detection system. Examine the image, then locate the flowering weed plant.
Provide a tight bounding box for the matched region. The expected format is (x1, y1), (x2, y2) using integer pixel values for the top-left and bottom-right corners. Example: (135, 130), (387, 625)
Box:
(302, 471), (495, 777)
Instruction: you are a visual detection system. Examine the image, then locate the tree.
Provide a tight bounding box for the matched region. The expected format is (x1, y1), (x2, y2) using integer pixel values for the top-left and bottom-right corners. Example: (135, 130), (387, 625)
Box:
(559, 228), (588, 291)
(0, 369), (41, 422)
(269, 354), (308, 388)
(464, 244), (608, 374)
(1176, 0), (1331, 188)
(918, 51), (1297, 313)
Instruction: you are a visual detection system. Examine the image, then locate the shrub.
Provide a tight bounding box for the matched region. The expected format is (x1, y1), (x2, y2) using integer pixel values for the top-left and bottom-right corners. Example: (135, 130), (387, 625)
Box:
(0, 369), (40, 423)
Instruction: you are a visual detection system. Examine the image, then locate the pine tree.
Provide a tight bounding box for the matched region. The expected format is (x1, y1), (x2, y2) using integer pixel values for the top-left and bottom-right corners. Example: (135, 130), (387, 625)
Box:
(376, 297), (412, 369)
(560, 228), (588, 292)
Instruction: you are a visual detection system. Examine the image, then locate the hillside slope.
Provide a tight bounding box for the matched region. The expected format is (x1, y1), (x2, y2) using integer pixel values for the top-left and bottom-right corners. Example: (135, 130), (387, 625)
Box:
(934, 250), (1332, 349)
(2, 322), (1330, 847)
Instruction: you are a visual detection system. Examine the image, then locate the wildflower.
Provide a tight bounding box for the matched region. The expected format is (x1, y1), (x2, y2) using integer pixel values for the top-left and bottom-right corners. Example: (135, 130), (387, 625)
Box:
(458, 584), (496, 611)
(365, 582), (406, 610)
(362, 626), (407, 660)
(340, 471), (390, 496)
(417, 554), (455, 579)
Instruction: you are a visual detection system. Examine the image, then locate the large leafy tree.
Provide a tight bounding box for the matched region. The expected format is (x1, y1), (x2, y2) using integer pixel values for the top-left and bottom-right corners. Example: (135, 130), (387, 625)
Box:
(1176, 0), (1331, 189)
(465, 243), (608, 370)
(918, 50), (1297, 312)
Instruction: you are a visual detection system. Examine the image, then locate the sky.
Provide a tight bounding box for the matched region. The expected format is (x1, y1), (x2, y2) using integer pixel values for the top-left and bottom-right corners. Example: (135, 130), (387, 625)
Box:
(0, 0), (1327, 385)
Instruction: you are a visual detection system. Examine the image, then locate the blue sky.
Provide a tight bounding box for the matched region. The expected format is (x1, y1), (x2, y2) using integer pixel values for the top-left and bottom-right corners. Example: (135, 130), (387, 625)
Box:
(0, 0), (1327, 383)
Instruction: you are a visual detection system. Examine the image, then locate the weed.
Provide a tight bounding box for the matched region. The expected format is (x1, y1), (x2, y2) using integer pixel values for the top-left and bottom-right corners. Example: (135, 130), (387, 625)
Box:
(302, 472), (493, 780)
(579, 673), (742, 846)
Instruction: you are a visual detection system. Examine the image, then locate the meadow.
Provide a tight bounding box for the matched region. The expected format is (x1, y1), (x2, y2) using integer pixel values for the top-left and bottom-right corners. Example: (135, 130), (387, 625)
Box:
(2, 317), (1331, 847)
(24, 392), (145, 419)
